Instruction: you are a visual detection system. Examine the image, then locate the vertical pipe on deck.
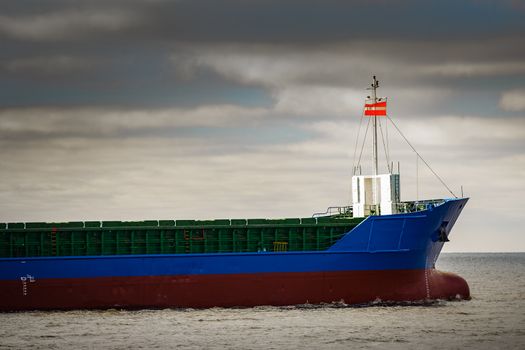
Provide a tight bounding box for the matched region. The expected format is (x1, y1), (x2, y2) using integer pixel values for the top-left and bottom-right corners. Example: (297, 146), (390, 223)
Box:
(131, 230), (135, 255)
(24, 231), (28, 257)
(316, 227), (320, 251)
(160, 230), (164, 254)
(101, 231), (105, 255)
(9, 231), (13, 257)
(55, 230), (59, 256)
(218, 228), (222, 253)
(189, 229), (193, 253)
(86, 230), (90, 256)
(146, 230), (149, 254)
(116, 230), (120, 255)
(203, 228), (208, 253)
(302, 227), (306, 251)
(231, 227), (235, 253)
(247, 228), (250, 253)
(40, 231), (44, 257)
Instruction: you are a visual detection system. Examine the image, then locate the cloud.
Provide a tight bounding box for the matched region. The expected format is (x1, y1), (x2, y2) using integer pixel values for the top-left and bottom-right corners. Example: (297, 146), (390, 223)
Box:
(499, 89), (525, 111)
(1, 55), (97, 77)
(273, 86), (364, 117)
(418, 61), (525, 77)
(173, 43), (410, 88)
(0, 2), (523, 109)
(172, 39), (525, 89)
(2, 1), (525, 46)
(0, 10), (141, 41)
(294, 115), (525, 161)
(0, 105), (267, 139)
(391, 115), (525, 147)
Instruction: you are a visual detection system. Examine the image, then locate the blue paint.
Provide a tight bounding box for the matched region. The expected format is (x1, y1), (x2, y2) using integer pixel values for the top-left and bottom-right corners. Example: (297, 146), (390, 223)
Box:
(0, 198), (468, 281)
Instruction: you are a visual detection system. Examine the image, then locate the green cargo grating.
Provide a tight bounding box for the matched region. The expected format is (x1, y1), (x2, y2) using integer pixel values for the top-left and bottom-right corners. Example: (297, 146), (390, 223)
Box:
(0, 217), (364, 258)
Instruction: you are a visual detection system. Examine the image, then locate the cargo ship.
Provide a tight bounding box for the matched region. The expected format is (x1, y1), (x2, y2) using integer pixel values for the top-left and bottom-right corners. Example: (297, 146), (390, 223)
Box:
(0, 77), (469, 311)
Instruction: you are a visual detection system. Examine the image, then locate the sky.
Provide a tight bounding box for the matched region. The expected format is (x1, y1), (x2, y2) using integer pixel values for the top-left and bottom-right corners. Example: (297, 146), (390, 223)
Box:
(0, 0), (524, 252)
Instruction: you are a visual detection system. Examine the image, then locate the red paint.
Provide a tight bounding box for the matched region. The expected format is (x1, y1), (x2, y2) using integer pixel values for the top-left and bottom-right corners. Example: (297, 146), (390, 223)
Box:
(364, 101), (387, 116)
(0, 269), (469, 311)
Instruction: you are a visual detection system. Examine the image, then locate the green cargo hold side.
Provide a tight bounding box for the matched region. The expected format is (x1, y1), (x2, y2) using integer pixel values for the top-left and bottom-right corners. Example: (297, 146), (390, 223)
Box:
(0, 217), (364, 258)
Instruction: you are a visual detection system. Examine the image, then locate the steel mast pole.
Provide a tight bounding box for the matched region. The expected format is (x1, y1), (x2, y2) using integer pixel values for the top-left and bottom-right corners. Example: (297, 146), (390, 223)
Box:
(371, 76), (380, 215)
(372, 76), (379, 176)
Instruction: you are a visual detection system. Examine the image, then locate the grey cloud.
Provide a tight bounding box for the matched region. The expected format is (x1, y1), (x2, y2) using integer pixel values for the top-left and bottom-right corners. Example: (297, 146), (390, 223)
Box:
(0, 9), (141, 41)
(167, 40), (525, 119)
(417, 61), (525, 78)
(0, 105), (267, 140)
(1, 0), (524, 44)
(73, 0), (525, 43)
(0, 1), (523, 110)
(172, 39), (525, 89)
(0, 55), (98, 77)
(500, 89), (525, 111)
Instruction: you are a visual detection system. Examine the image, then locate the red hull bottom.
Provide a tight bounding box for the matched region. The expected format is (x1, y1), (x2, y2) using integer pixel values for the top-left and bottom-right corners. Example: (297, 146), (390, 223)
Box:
(0, 269), (469, 311)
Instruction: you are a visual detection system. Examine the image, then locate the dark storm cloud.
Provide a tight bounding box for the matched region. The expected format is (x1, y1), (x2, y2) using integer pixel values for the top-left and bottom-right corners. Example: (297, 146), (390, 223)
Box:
(0, 0), (524, 109)
(2, 0), (524, 43)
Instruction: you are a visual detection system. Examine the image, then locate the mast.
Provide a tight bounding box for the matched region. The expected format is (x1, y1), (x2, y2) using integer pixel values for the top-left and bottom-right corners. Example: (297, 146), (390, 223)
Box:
(371, 76), (379, 175)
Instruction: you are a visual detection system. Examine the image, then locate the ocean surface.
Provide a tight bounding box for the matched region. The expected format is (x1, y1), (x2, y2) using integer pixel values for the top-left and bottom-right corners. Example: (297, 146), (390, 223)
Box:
(0, 253), (523, 349)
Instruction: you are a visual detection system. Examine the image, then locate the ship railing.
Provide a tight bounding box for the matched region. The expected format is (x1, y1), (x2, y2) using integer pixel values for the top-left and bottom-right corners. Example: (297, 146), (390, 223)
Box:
(312, 206), (353, 218)
(312, 199), (445, 218)
(393, 199), (446, 214)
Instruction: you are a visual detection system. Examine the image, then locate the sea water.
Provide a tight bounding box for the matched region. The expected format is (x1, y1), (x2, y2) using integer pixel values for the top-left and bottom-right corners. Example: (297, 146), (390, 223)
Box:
(0, 253), (523, 349)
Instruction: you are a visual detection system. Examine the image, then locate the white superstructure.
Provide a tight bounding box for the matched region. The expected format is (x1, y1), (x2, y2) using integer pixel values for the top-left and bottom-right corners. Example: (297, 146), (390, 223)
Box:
(352, 173), (400, 217)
